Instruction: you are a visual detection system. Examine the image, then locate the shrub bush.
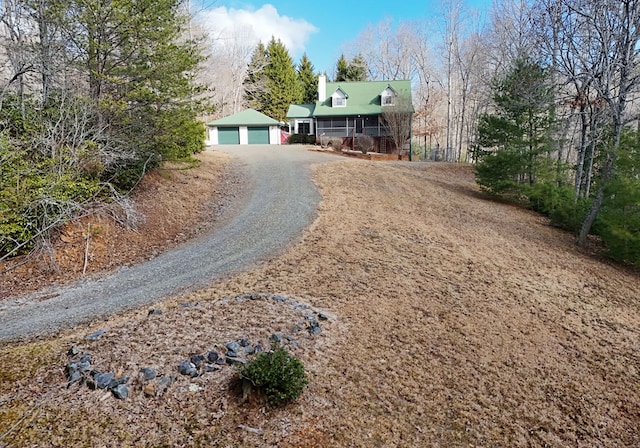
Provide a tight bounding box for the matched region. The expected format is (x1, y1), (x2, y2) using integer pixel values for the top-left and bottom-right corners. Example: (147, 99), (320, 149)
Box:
(354, 135), (374, 154)
(599, 225), (640, 267)
(104, 150), (162, 192)
(528, 182), (590, 232)
(319, 134), (331, 148)
(329, 139), (343, 151)
(288, 133), (316, 144)
(597, 176), (640, 267)
(549, 197), (592, 233)
(475, 149), (529, 198)
(0, 144), (105, 257)
(239, 344), (308, 407)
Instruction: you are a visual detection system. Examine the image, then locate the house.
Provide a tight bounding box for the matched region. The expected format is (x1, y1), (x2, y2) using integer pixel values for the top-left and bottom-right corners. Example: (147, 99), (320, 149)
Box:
(206, 108), (282, 145)
(286, 74), (413, 153)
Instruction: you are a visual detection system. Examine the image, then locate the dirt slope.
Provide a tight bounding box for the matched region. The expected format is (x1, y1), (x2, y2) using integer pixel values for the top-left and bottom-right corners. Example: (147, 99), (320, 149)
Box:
(1, 155), (639, 447)
(0, 150), (236, 299)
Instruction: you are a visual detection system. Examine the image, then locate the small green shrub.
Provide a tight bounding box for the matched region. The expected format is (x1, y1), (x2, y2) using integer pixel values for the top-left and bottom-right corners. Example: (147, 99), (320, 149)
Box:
(0, 139), (108, 256)
(239, 344), (308, 407)
(152, 109), (205, 160)
(528, 182), (590, 232)
(475, 149), (529, 198)
(597, 176), (640, 266)
(549, 197), (591, 233)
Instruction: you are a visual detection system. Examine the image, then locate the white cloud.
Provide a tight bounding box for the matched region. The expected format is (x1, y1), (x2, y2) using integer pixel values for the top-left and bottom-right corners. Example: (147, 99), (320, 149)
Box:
(196, 4), (318, 58)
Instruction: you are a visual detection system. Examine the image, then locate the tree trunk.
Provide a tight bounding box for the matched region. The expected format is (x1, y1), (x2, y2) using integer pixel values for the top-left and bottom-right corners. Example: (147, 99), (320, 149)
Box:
(457, 88), (466, 162)
(36, 2), (52, 107)
(577, 118), (621, 246)
(583, 138), (596, 198)
(574, 102), (588, 198)
(577, 184), (604, 246)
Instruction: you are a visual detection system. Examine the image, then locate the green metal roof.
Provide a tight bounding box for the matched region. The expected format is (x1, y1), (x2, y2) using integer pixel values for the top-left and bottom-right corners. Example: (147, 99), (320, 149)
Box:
(286, 104), (315, 119)
(313, 79), (412, 117)
(207, 108), (280, 127)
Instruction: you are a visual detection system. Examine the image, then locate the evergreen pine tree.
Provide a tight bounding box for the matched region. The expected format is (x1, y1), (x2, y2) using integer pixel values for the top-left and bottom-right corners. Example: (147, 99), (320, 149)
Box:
(347, 54), (368, 81)
(335, 54), (349, 82)
(263, 37), (302, 121)
(244, 41), (268, 111)
(335, 53), (368, 82)
(597, 131), (640, 266)
(297, 53), (317, 104)
(475, 57), (555, 197)
(0, 0), (205, 255)
(62, 0), (205, 180)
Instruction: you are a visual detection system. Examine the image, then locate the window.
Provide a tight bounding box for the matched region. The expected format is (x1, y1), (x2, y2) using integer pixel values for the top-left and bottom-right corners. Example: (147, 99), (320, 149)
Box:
(298, 121), (310, 134)
(333, 96), (346, 107)
(382, 94), (395, 106)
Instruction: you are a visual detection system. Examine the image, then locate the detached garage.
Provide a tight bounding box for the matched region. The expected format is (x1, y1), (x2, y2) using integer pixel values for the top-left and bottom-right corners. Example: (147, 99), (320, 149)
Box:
(206, 109), (281, 145)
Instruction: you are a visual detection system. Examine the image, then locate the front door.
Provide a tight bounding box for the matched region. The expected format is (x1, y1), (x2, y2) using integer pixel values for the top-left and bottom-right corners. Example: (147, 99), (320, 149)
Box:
(355, 118), (364, 134)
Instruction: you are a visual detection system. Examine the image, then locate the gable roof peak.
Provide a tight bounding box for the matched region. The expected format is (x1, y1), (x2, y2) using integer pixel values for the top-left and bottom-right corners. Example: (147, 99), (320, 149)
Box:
(332, 86), (349, 98)
(382, 84), (398, 95)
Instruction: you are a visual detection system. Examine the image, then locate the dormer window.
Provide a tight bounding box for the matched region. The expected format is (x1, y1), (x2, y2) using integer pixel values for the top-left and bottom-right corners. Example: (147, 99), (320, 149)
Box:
(331, 87), (348, 107)
(381, 85), (397, 106)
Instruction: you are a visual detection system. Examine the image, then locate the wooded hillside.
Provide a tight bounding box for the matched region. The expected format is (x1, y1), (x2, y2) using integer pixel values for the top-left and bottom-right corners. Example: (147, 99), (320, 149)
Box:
(0, 0), (205, 259)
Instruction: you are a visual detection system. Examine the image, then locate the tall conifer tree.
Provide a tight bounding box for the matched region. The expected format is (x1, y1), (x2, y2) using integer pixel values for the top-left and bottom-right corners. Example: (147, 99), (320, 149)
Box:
(243, 41), (268, 111)
(263, 37), (302, 121)
(335, 53), (368, 82)
(475, 57), (555, 196)
(297, 53), (317, 104)
(335, 54), (349, 82)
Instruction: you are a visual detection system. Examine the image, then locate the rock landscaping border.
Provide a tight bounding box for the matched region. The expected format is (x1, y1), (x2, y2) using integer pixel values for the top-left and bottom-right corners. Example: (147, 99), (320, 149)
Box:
(63, 293), (333, 402)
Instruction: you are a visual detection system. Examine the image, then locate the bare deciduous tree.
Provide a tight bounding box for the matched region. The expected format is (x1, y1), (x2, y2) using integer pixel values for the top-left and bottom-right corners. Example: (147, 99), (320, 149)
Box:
(0, 0), (35, 112)
(564, 0), (640, 246)
(351, 18), (420, 81)
(199, 25), (255, 116)
(382, 95), (413, 159)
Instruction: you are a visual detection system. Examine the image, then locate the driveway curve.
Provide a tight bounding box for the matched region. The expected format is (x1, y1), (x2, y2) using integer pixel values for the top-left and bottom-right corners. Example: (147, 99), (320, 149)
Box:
(0, 145), (333, 342)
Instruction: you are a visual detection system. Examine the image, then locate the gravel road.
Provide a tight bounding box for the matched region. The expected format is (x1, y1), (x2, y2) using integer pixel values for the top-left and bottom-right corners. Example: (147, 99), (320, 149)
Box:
(0, 145), (332, 342)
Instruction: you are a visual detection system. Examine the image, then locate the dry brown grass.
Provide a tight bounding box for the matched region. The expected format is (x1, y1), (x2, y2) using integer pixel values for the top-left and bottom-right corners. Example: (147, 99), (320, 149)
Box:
(1, 154), (640, 447)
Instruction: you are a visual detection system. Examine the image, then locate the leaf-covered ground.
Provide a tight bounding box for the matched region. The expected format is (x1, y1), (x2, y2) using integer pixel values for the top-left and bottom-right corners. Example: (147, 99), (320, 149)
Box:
(1, 150), (639, 447)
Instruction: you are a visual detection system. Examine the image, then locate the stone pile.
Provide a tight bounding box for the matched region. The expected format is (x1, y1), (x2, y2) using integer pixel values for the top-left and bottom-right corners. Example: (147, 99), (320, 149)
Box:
(64, 293), (330, 400)
(65, 347), (131, 399)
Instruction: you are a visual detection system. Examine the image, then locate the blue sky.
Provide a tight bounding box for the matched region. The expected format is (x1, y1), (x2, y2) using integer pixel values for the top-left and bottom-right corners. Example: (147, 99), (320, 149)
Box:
(195, 0), (493, 75)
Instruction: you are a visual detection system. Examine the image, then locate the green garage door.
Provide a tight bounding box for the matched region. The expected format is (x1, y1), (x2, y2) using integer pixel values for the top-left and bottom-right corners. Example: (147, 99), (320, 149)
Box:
(248, 127), (270, 144)
(218, 127), (240, 144)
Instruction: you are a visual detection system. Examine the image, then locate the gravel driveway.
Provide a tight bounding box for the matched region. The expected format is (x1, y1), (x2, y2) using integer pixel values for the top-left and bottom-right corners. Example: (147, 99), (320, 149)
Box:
(0, 144), (332, 342)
